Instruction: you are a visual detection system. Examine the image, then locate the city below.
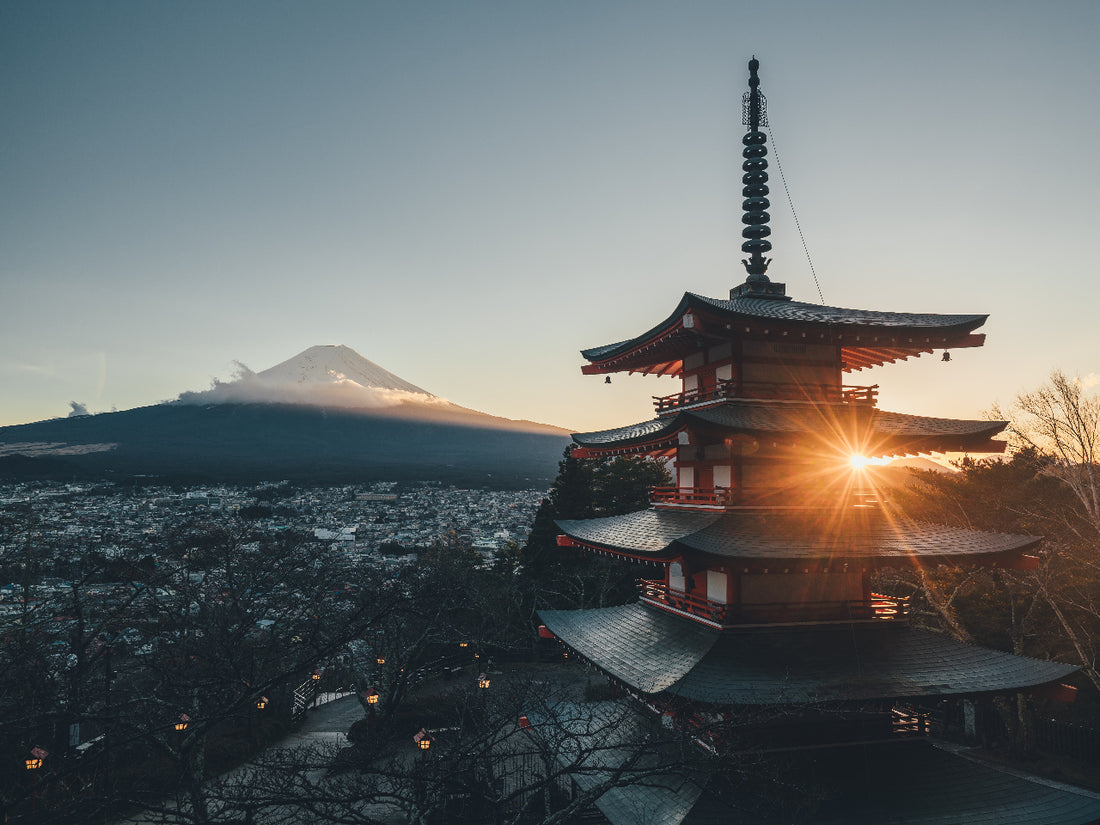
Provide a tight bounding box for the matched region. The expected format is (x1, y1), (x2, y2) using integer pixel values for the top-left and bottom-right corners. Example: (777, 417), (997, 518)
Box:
(0, 479), (543, 628)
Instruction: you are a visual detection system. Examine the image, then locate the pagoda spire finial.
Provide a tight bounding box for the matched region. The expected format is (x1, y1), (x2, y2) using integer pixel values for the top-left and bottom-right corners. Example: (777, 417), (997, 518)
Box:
(740, 56), (772, 282)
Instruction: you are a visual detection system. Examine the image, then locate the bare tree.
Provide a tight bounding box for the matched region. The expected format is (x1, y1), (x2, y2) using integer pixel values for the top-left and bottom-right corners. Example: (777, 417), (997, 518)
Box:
(0, 515), (400, 824)
(989, 371), (1100, 693)
(201, 667), (703, 825)
(995, 370), (1100, 537)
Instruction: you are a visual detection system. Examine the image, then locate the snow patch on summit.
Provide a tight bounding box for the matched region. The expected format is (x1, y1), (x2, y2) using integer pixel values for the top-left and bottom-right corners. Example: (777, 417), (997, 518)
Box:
(177, 345), (451, 410)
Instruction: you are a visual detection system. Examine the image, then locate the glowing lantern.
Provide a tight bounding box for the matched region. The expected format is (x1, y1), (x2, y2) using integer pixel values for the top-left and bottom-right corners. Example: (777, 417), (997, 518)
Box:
(25, 747), (46, 770)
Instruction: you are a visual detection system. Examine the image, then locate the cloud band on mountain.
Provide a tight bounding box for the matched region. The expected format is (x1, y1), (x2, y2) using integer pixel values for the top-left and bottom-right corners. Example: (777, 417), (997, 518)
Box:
(176, 360), (452, 410)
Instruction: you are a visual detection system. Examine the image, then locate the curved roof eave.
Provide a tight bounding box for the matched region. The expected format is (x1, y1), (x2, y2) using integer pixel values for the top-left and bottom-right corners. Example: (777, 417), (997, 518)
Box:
(538, 603), (1078, 705)
(570, 402), (1009, 452)
(556, 509), (1041, 563)
(571, 417), (682, 448)
(580, 291), (989, 365)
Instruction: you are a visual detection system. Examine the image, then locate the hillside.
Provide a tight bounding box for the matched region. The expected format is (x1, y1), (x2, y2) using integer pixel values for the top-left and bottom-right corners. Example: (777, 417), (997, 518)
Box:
(0, 403), (570, 486)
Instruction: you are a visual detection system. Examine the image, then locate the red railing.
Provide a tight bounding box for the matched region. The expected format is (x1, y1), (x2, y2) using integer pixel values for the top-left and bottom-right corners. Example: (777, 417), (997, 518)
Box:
(653, 381), (737, 413)
(649, 486), (734, 508)
(638, 580), (730, 624)
(650, 486), (885, 510)
(842, 384), (879, 404)
(892, 706), (931, 736)
(637, 580), (908, 626)
(653, 381), (879, 413)
(870, 592), (910, 621)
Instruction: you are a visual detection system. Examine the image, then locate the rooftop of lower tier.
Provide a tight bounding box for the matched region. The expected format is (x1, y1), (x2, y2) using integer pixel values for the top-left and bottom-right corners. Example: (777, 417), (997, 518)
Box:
(527, 701), (1100, 825)
(537, 602), (1077, 705)
(570, 400), (1007, 458)
(555, 507), (1040, 565)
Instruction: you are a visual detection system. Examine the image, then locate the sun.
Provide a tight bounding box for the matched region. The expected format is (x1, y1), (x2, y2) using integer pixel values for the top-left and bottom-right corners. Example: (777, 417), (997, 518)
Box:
(849, 454), (891, 469)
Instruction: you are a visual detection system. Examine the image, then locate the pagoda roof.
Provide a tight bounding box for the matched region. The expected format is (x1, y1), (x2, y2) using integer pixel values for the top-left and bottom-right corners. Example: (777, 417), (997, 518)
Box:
(538, 603), (1076, 704)
(531, 705), (1100, 825)
(581, 292), (987, 375)
(555, 509), (1039, 565)
(804, 742), (1100, 825)
(571, 401), (1007, 457)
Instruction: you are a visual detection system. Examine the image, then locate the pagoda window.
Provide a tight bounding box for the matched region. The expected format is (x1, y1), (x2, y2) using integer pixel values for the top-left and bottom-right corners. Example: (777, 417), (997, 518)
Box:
(713, 465), (732, 489)
(679, 466), (695, 490)
(706, 570), (729, 604)
(683, 374), (699, 394)
(668, 562), (686, 592)
(715, 363), (733, 383)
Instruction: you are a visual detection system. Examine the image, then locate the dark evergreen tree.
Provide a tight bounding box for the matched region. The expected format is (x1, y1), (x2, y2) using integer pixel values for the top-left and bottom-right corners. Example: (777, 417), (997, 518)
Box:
(518, 448), (671, 613)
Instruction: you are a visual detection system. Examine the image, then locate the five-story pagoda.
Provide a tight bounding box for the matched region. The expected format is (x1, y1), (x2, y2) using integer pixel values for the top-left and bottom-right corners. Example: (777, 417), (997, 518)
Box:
(537, 58), (1100, 825)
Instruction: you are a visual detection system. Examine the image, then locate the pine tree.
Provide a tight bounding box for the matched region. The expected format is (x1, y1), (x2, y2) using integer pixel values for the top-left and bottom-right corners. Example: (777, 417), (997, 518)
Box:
(519, 448), (671, 609)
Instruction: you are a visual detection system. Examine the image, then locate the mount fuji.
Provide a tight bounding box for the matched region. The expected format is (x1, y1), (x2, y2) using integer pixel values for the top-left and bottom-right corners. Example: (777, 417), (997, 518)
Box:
(0, 346), (570, 485)
(178, 345), (439, 408)
(256, 345), (433, 396)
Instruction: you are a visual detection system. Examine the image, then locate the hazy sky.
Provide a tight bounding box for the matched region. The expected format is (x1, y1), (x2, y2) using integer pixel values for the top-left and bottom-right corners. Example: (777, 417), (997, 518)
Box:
(3, 1), (1099, 434)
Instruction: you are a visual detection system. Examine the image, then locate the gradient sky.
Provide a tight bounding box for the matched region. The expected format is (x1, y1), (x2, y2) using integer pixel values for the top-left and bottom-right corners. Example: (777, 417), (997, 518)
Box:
(3, 1), (1099, 435)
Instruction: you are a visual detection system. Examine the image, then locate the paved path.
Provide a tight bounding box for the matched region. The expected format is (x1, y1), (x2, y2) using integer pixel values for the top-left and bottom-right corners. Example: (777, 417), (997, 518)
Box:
(113, 663), (591, 824)
(285, 691), (364, 749)
(113, 693), (365, 824)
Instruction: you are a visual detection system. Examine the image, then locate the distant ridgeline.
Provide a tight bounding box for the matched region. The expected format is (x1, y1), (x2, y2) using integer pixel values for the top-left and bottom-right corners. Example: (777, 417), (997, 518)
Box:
(0, 403), (569, 487)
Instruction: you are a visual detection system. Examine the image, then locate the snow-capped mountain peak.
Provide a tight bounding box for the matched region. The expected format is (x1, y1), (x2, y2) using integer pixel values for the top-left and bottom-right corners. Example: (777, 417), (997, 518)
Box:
(177, 345), (444, 409)
(256, 345), (433, 396)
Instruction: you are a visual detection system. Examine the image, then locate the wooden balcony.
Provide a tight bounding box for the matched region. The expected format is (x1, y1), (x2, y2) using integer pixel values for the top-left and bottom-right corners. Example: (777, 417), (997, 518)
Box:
(891, 706), (932, 737)
(841, 384), (879, 404)
(653, 381), (737, 413)
(652, 381), (878, 414)
(650, 486), (734, 509)
(650, 486), (884, 511)
(637, 579), (909, 627)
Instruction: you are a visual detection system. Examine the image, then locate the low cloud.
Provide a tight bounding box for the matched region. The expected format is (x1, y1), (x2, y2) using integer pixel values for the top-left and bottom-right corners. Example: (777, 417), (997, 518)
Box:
(0, 441), (116, 457)
(176, 362), (451, 410)
(68, 401), (90, 417)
